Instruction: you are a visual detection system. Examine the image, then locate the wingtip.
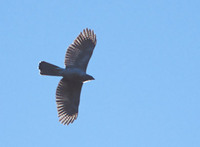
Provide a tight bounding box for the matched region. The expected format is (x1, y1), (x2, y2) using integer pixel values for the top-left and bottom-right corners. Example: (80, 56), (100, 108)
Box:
(58, 113), (78, 125)
(81, 28), (97, 45)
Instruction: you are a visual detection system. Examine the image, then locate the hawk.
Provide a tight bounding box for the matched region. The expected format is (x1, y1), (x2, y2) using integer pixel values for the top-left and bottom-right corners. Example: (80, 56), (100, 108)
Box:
(39, 28), (97, 125)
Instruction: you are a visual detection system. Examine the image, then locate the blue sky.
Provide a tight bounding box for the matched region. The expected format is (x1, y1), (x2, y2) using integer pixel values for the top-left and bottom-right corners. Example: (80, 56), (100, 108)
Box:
(1, 0), (200, 146)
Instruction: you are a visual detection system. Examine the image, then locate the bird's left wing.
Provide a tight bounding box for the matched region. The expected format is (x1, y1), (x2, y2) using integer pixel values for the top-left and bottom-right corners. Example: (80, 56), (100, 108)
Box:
(64, 28), (97, 72)
(56, 78), (83, 125)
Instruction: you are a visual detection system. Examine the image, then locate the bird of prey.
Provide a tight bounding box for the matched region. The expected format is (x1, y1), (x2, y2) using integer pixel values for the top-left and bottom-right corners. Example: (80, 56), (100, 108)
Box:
(39, 28), (97, 125)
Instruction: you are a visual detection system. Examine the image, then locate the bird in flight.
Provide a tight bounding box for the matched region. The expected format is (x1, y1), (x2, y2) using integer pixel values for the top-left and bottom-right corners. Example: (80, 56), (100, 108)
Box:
(39, 28), (97, 125)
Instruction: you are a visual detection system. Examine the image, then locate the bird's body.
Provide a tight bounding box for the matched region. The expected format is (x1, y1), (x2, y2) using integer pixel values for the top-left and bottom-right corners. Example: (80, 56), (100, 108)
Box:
(39, 28), (96, 125)
(61, 67), (94, 82)
(39, 62), (94, 82)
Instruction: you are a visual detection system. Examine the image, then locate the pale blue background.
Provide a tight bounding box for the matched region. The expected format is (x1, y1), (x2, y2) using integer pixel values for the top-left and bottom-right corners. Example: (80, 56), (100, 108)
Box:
(1, 0), (200, 147)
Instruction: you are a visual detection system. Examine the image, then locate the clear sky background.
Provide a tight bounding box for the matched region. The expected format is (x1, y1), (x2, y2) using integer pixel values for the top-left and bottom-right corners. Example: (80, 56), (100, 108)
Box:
(1, 0), (200, 147)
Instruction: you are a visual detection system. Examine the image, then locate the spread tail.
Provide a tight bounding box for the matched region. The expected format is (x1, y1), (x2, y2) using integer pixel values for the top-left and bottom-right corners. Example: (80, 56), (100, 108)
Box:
(39, 61), (63, 76)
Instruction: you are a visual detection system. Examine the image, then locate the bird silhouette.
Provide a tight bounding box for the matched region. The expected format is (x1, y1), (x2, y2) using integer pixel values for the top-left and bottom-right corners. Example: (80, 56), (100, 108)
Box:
(39, 28), (97, 125)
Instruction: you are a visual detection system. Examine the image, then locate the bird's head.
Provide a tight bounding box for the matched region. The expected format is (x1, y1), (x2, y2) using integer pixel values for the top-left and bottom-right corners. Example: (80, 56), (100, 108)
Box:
(82, 74), (95, 83)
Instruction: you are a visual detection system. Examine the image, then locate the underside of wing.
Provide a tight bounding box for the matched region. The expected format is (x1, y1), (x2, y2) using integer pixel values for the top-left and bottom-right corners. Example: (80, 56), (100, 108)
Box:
(56, 78), (83, 125)
(65, 28), (97, 71)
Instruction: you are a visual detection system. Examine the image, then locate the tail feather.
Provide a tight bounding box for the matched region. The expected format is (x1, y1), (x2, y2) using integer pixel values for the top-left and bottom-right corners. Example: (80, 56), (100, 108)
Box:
(39, 61), (63, 76)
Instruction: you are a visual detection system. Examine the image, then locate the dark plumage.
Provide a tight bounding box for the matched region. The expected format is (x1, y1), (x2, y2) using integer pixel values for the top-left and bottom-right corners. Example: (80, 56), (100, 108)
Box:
(39, 28), (97, 125)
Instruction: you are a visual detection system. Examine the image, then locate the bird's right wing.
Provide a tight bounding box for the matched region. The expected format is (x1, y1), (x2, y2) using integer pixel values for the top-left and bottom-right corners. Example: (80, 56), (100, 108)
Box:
(56, 78), (83, 125)
(64, 28), (97, 72)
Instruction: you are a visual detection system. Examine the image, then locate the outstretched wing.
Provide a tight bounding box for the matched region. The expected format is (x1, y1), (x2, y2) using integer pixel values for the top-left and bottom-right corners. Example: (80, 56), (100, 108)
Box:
(56, 78), (83, 125)
(65, 28), (97, 72)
